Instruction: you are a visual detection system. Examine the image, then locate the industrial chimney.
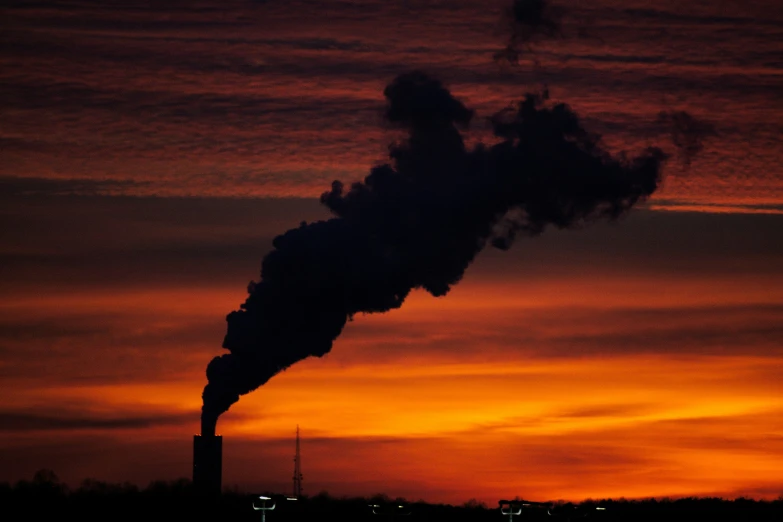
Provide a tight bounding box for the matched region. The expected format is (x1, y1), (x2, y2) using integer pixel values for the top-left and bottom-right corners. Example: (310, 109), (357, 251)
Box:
(193, 434), (222, 495)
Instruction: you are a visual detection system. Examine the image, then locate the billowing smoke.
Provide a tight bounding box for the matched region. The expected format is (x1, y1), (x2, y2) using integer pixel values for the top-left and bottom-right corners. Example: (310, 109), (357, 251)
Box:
(200, 71), (668, 435)
(495, 0), (563, 65)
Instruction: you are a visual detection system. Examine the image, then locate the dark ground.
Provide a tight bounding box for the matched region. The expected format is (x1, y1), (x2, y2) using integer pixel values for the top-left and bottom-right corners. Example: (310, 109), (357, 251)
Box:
(3, 470), (781, 522)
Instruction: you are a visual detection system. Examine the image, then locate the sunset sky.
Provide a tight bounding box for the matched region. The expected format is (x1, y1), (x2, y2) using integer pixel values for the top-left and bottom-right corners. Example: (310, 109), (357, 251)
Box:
(1, 0), (782, 505)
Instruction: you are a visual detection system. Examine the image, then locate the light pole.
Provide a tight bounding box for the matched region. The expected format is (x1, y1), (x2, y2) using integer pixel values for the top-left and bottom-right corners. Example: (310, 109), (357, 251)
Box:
(253, 495), (276, 522)
(499, 500), (523, 522)
(369, 502), (411, 522)
(500, 499), (608, 521)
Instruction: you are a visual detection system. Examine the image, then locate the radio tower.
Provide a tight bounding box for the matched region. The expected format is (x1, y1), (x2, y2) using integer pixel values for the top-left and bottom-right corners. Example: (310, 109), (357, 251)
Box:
(292, 425), (303, 498)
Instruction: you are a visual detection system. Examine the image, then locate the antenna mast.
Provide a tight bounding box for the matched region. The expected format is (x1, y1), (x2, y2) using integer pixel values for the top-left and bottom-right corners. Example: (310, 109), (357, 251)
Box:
(292, 425), (303, 498)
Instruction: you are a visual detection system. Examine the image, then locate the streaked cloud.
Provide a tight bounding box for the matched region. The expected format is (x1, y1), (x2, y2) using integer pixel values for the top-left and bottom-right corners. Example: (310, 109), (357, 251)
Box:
(0, 410), (194, 432)
(1, 0), (782, 504)
(2, 1), (782, 206)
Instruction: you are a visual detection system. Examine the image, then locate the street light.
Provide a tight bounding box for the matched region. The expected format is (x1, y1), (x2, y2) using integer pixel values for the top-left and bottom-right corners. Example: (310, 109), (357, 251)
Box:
(369, 502), (411, 521)
(253, 495), (276, 522)
(500, 499), (609, 520)
(499, 500), (523, 522)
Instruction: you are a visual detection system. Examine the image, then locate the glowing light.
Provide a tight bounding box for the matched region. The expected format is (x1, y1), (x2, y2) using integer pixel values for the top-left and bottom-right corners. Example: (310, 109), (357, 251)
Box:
(253, 496), (276, 522)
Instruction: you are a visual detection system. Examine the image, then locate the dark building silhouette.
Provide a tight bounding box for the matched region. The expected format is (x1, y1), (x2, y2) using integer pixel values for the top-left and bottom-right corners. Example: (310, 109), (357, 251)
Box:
(193, 434), (222, 495)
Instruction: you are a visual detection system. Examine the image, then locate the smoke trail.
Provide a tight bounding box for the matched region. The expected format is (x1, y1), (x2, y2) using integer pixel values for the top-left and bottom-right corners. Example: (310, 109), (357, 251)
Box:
(200, 71), (667, 435)
(495, 0), (563, 65)
(657, 110), (717, 167)
(493, 0), (714, 166)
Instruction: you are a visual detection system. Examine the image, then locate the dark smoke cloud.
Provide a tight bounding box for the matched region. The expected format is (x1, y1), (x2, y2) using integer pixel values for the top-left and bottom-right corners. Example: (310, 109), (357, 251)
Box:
(495, 0), (563, 65)
(200, 71), (666, 435)
(494, 1), (714, 167)
(657, 110), (717, 167)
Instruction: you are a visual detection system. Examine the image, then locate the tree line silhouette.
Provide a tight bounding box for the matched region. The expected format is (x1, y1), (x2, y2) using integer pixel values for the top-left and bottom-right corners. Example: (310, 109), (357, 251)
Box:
(2, 469), (781, 522)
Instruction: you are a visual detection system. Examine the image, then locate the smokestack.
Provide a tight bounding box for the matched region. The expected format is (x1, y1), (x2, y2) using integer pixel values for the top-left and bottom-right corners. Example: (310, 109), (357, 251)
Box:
(193, 434), (222, 495)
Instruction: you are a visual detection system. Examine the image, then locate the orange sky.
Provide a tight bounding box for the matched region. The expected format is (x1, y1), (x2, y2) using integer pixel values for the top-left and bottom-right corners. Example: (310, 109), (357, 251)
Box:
(1, 203), (781, 502)
(1, 0), (783, 505)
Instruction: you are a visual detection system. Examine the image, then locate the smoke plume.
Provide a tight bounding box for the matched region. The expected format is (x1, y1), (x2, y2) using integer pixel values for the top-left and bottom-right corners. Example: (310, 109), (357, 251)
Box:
(495, 0), (563, 65)
(657, 110), (717, 167)
(200, 71), (667, 435)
